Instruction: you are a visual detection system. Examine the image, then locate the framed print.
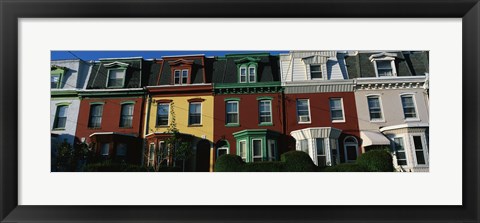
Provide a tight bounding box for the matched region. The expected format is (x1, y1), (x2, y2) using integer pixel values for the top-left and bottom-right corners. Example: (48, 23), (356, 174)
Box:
(1, 0), (479, 222)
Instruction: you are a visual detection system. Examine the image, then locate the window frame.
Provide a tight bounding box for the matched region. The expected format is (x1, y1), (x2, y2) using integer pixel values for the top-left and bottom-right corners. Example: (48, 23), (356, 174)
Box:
(116, 143), (127, 157)
(101, 143), (110, 156)
(400, 93), (419, 121)
(239, 66), (247, 83)
(393, 137), (407, 166)
(88, 103), (104, 129)
(373, 59), (397, 77)
(343, 136), (358, 162)
(251, 138), (263, 162)
(225, 100), (239, 125)
(309, 64), (323, 79)
(315, 138), (327, 167)
(148, 143), (155, 167)
(366, 95), (385, 122)
(258, 100), (272, 125)
(188, 102), (202, 126)
(51, 74), (62, 89)
(267, 139), (276, 161)
(238, 140), (247, 162)
(411, 134), (428, 166)
(119, 103), (134, 128)
(248, 65), (256, 83)
(296, 99), (311, 124)
(329, 98), (345, 123)
(106, 68), (127, 88)
(53, 105), (68, 130)
(156, 103), (170, 127)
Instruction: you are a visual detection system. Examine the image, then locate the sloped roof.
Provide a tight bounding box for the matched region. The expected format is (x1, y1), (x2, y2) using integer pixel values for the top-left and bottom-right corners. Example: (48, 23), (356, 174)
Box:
(148, 56), (208, 86)
(212, 54), (281, 84)
(345, 51), (429, 78)
(86, 58), (151, 89)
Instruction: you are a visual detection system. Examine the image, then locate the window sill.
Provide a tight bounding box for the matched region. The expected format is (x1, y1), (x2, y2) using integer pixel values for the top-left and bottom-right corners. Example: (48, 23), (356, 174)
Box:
(258, 123), (273, 126)
(332, 120), (346, 123)
(52, 128), (66, 131)
(297, 121), (311, 124)
(370, 119), (386, 123)
(404, 118), (421, 122)
(188, 124), (203, 127)
(225, 123), (240, 127)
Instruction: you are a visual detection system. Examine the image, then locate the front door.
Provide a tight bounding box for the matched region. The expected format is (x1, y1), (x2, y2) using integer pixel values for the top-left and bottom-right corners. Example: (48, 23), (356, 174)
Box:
(196, 140), (210, 172)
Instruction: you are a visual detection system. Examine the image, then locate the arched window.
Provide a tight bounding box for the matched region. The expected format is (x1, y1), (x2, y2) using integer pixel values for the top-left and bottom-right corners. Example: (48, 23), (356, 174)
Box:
(216, 140), (230, 158)
(344, 136), (358, 162)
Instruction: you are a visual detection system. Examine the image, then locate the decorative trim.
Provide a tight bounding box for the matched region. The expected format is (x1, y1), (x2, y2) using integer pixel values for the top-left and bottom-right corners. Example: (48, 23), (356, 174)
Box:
(103, 61), (130, 68)
(224, 98), (240, 102)
(89, 102), (105, 105)
(187, 98), (205, 102)
(55, 102), (72, 106)
(156, 99), (173, 104)
(256, 96), (273, 101)
(120, 101), (136, 105)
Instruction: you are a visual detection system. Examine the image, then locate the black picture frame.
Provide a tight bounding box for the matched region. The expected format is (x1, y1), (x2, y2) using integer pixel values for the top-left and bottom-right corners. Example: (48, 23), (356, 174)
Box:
(1, 0), (479, 222)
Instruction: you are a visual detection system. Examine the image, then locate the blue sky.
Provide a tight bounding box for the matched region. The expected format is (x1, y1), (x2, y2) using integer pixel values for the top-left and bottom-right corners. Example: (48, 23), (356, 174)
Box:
(51, 51), (289, 61)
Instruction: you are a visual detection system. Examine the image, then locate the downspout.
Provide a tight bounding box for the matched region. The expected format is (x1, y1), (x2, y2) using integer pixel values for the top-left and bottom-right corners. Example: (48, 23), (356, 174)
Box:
(141, 91), (152, 166)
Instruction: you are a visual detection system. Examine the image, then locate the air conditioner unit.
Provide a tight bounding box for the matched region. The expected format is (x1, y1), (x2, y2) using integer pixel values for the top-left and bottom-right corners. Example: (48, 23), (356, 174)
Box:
(299, 116), (310, 122)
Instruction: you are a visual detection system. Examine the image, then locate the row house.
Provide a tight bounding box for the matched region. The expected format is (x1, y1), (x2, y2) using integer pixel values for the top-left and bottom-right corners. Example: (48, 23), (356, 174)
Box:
(75, 57), (151, 165)
(143, 55), (214, 172)
(50, 59), (91, 170)
(213, 53), (284, 164)
(279, 51), (361, 167)
(345, 51), (430, 172)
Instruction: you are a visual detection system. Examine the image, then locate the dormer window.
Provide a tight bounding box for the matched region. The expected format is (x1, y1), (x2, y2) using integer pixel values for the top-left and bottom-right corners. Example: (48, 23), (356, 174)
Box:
(174, 69), (189, 85)
(310, 64), (322, 79)
(376, 60), (394, 77)
(51, 75), (60, 88)
(239, 65), (256, 83)
(50, 65), (67, 89)
(107, 69), (126, 87)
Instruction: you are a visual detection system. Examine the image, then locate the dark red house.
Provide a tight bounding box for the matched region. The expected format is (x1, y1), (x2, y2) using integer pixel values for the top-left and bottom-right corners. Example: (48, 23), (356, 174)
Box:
(212, 53), (284, 163)
(75, 57), (151, 164)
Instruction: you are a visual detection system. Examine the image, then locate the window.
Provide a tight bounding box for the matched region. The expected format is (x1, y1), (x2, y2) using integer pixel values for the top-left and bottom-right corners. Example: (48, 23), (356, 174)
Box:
(156, 103), (170, 126)
(239, 65), (256, 83)
(376, 60), (393, 77)
(248, 66), (256, 83)
(344, 137), (358, 162)
(174, 69), (189, 85)
(296, 99), (311, 123)
(157, 141), (166, 166)
(238, 140), (247, 161)
(310, 65), (322, 79)
(148, 143), (155, 166)
(226, 101), (239, 124)
(401, 95), (417, 119)
(413, 136), (426, 165)
(268, 139), (276, 161)
(116, 143), (127, 157)
(88, 104), (103, 128)
(217, 146), (229, 158)
(174, 70), (181, 84)
(330, 98), (344, 122)
(252, 139), (262, 162)
(393, 137), (407, 165)
(53, 105), (68, 129)
(107, 69), (126, 87)
(316, 138), (326, 167)
(300, 139), (309, 154)
(119, 103), (134, 128)
(101, 143), (109, 156)
(240, 67), (247, 83)
(182, 70), (188, 84)
(367, 96), (383, 121)
(188, 103), (201, 125)
(51, 75), (60, 88)
(258, 100), (272, 124)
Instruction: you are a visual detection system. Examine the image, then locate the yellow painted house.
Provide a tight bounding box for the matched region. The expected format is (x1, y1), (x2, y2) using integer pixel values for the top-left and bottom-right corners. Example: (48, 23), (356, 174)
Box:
(143, 55), (215, 172)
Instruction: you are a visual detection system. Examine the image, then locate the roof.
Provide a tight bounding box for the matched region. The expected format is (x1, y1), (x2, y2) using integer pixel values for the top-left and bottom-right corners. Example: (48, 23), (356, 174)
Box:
(345, 51), (429, 78)
(147, 56), (209, 86)
(212, 53), (281, 84)
(86, 58), (151, 89)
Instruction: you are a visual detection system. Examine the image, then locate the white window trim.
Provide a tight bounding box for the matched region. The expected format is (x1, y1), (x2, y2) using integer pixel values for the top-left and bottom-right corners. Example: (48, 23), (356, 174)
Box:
(174, 69), (189, 85)
(309, 64), (323, 80)
(366, 94), (385, 123)
(251, 138), (263, 162)
(313, 138), (328, 167)
(410, 134), (429, 167)
(239, 66), (247, 83)
(106, 68), (126, 88)
(189, 102), (202, 125)
(296, 99), (311, 124)
(343, 136), (358, 163)
(372, 58), (397, 77)
(226, 101), (239, 125)
(148, 143), (155, 167)
(259, 100), (272, 124)
(392, 137), (408, 167)
(399, 93), (420, 122)
(248, 65), (256, 83)
(238, 140), (247, 162)
(217, 146), (230, 158)
(157, 103), (170, 126)
(330, 98), (346, 123)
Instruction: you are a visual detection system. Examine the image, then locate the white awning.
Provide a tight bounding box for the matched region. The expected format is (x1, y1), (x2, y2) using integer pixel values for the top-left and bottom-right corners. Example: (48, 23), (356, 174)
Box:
(360, 131), (390, 147)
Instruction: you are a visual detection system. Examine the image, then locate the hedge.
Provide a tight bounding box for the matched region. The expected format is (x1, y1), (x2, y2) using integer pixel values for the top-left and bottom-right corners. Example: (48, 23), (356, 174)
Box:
(214, 154), (245, 172)
(281, 151), (316, 172)
(356, 149), (394, 172)
(322, 163), (368, 172)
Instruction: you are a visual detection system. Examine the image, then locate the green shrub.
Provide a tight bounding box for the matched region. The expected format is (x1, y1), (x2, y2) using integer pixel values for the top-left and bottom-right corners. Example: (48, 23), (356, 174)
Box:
(356, 149), (393, 172)
(322, 163), (368, 172)
(214, 154), (245, 172)
(243, 162), (285, 172)
(281, 151), (316, 172)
